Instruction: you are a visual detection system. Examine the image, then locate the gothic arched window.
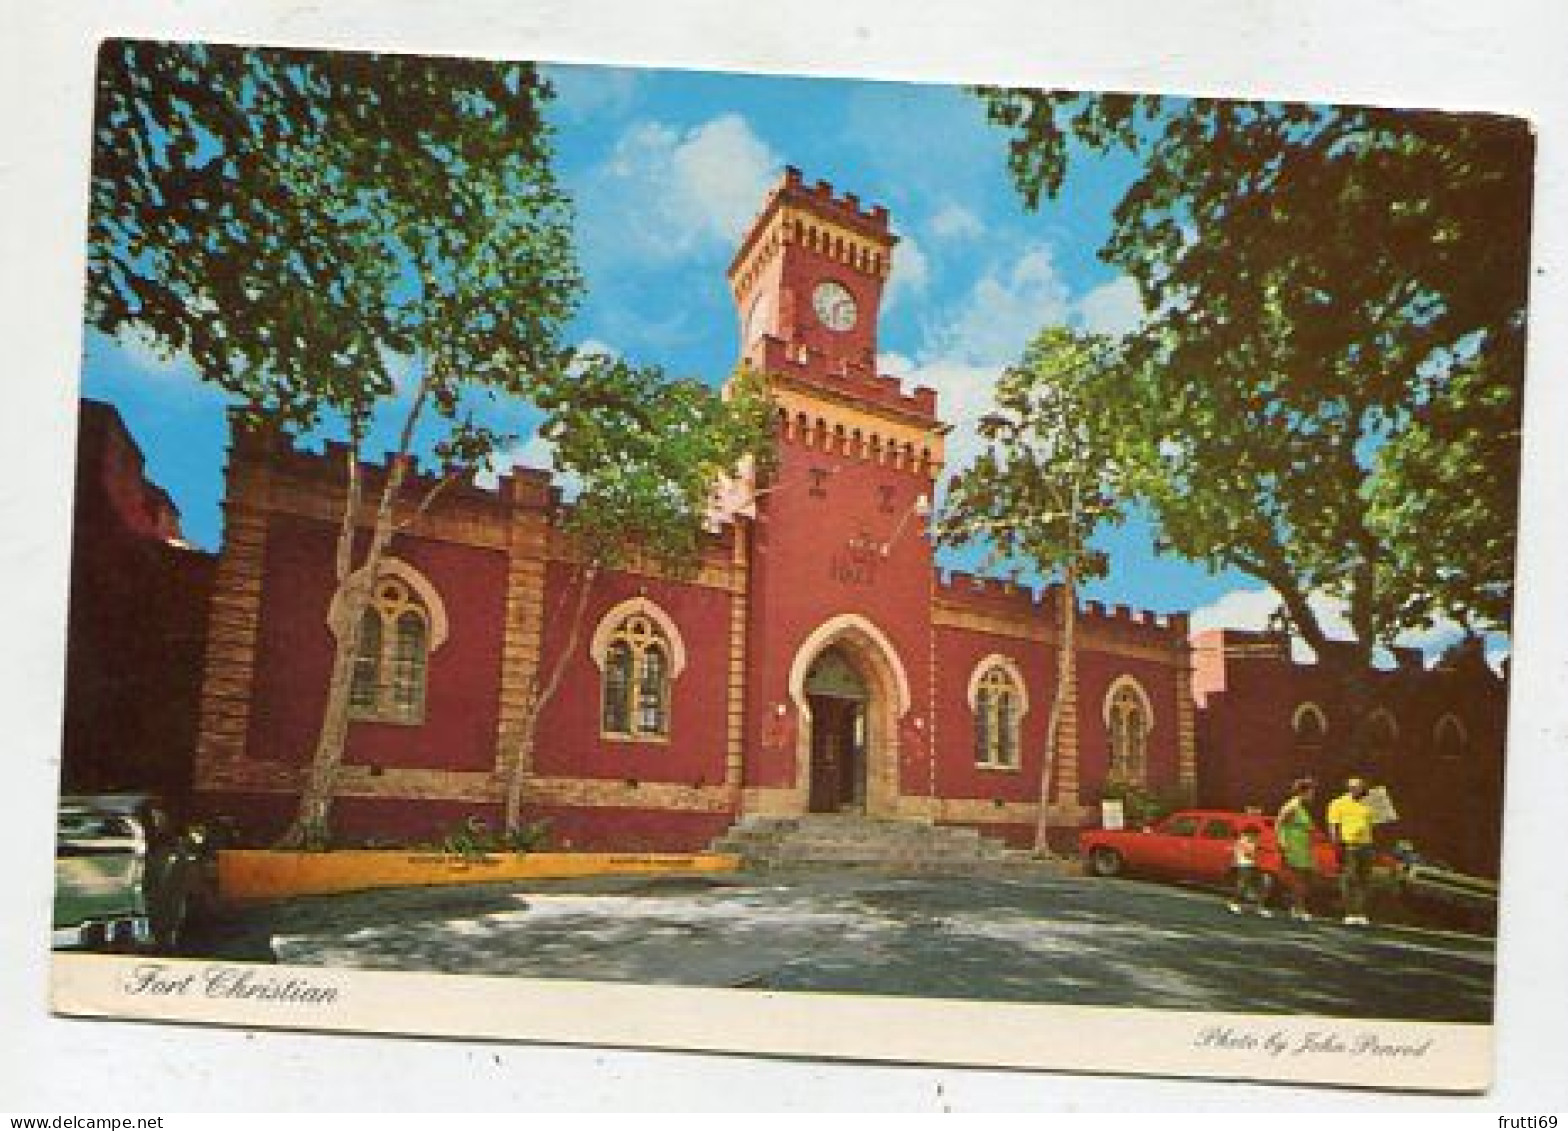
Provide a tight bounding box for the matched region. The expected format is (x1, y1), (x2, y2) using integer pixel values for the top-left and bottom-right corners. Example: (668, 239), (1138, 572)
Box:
(1105, 677), (1152, 784)
(599, 612), (673, 740)
(348, 575), (430, 724)
(1434, 714), (1468, 760)
(973, 663), (1024, 769)
(1292, 702), (1328, 753)
(1361, 708), (1399, 759)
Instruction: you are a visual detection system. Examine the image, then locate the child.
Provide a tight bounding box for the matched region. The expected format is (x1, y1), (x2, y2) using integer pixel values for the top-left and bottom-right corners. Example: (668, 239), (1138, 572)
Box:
(1228, 827), (1273, 917)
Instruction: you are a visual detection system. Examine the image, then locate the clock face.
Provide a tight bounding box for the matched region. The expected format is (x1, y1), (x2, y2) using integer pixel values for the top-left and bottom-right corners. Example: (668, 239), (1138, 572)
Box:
(812, 280), (858, 332)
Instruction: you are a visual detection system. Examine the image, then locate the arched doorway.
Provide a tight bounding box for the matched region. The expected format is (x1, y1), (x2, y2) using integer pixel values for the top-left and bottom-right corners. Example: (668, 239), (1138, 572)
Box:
(787, 614), (912, 819)
(803, 646), (868, 812)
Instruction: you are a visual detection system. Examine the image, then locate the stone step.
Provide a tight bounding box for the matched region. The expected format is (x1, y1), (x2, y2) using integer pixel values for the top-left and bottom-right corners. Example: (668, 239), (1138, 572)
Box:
(710, 814), (1043, 875)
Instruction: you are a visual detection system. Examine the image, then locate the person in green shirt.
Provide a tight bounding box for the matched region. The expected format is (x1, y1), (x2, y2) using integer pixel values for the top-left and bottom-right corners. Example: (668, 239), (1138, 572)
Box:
(1274, 777), (1318, 921)
(1327, 776), (1378, 925)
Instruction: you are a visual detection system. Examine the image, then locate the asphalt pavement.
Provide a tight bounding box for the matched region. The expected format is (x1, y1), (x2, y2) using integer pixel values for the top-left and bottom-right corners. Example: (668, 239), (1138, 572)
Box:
(192, 868), (1496, 1023)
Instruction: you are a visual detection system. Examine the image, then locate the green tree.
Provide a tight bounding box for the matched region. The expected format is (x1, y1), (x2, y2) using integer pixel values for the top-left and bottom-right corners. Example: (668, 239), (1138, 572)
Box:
(977, 92), (1531, 671)
(501, 361), (776, 835)
(88, 41), (580, 846)
(938, 328), (1123, 853)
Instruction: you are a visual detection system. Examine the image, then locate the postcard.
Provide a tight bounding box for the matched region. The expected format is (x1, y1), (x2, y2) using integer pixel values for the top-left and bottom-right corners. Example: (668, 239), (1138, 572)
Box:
(47, 36), (1534, 1094)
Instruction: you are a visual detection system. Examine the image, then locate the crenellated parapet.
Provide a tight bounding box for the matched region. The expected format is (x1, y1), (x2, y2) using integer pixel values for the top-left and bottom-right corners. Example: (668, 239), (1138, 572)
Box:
(1078, 598), (1190, 655)
(931, 566), (1190, 658)
(757, 336), (937, 420)
(729, 165), (894, 294)
(223, 411), (747, 573)
(934, 570), (1051, 620)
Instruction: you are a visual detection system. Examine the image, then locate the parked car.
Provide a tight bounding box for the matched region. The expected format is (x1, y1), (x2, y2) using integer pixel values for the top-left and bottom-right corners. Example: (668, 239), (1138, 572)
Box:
(53, 794), (217, 953)
(1078, 808), (1396, 900)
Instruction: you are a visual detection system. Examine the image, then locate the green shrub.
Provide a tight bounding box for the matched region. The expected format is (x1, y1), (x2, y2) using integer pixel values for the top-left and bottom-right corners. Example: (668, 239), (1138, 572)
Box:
(1100, 779), (1189, 826)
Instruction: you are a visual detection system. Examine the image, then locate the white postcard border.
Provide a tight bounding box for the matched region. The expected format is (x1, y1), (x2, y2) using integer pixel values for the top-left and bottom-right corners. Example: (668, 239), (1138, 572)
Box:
(52, 955), (1490, 1092)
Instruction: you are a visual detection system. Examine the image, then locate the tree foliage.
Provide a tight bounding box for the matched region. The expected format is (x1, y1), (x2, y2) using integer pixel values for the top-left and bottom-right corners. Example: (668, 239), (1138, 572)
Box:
(501, 362), (776, 832)
(938, 327), (1124, 848)
(939, 327), (1122, 584)
(977, 90), (1533, 661)
(542, 359), (778, 574)
(89, 39), (579, 437)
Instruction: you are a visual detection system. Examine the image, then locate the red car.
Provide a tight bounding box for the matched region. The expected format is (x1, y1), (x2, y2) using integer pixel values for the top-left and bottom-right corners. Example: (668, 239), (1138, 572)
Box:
(1078, 808), (1368, 895)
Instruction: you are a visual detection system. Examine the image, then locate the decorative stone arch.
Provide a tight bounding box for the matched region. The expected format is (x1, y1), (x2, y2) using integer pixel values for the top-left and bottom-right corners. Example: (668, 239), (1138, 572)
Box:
(1364, 707), (1399, 740)
(327, 556), (449, 651)
(1102, 674), (1154, 730)
(1291, 701), (1329, 740)
(1434, 712), (1468, 758)
(1103, 674), (1154, 784)
(787, 613), (912, 818)
(966, 654), (1031, 719)
(588, 596), (688, 677)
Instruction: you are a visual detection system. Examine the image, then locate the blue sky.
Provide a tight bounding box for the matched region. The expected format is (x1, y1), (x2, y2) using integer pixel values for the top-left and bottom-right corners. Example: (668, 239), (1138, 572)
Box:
(77, 59), (1482, 660)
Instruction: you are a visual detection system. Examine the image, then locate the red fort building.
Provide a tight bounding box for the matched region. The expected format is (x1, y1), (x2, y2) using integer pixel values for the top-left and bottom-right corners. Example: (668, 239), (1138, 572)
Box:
(192, 169), (1196, 851)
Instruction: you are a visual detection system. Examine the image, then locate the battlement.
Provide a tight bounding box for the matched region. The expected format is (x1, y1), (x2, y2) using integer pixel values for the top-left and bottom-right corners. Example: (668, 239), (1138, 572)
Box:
(1078, 599), (1190, 645)
(230, 415), (557, 512)
(758, 336), (937, 421)
(934, 570), (1050, 619)
(226, 412), (746, 557)
(729, 166), (896, 283)
(779, 165), (891, 232)
(1195, 627), (1428, 673)
(932, 571), (1189, 646)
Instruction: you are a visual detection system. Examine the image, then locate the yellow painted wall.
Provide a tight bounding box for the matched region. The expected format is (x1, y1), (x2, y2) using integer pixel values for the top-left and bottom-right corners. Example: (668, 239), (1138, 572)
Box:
(218, 850), (740, 901)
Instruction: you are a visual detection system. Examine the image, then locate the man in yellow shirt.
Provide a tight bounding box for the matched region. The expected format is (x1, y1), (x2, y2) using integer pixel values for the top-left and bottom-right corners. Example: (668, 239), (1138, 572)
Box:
(1327, 777), (1377, 925)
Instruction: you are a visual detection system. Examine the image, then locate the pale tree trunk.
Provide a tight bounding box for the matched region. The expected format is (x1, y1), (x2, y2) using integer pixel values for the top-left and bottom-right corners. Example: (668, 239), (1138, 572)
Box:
(278, 376), (432, 848)
(1034, 560), (1077, 856)
(1034, 476), (1082, 857)
(503, 561), (599, 837)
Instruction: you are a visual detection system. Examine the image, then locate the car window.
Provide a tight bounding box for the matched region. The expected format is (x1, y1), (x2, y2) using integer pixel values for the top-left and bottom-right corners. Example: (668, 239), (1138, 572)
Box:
(1201, 818), (1236, 840)
(1163, 816), (1200, 837)
(58, 812), (136, 840)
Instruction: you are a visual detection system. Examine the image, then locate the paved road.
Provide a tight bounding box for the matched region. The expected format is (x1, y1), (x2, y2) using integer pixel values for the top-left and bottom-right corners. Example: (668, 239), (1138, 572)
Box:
(195, 869), (1496, 1022)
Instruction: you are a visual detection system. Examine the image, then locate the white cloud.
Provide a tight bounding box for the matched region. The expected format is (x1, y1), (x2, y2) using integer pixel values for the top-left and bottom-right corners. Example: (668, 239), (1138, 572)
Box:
(1076, 275), (1145, 337)
(885, 231), (930, 311)
(473, 341), (619, 493)
(542, 65), (640, 121)
(923, 245), (1072, 369)
(1187, 584), (1497, 668)
(894, 248), (1158, 494)
(891, 243), (1074, 489)
(572, 338), (620, 364)
(476, 431), (583, 500)
(877, 352), (914, 375)
(111, 325), (193, 380)
(929, 203), (984, 243)
(585, 114), (779, 264)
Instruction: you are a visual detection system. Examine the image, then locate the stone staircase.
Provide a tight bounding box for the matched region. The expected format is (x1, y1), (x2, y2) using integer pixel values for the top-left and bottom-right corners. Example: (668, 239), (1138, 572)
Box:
(710, 814), (1050, 875)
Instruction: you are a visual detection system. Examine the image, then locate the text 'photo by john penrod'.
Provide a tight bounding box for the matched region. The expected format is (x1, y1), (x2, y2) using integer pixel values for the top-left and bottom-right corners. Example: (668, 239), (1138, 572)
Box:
(49, 39), (1533, 1090)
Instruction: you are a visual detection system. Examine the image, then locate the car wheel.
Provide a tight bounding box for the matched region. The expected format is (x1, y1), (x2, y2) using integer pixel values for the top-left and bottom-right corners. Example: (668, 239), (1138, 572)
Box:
(1087, 847), (1125, 877)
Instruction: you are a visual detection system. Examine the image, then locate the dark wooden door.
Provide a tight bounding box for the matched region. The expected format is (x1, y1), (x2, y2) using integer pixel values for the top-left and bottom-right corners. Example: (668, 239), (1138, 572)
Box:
(808, 696), (852, 812)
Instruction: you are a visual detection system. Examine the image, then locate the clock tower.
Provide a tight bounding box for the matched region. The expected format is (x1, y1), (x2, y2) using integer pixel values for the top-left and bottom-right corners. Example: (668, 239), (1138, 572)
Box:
(730, 165), (895, 383)
(728, 168), (946, 820)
